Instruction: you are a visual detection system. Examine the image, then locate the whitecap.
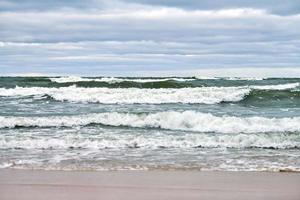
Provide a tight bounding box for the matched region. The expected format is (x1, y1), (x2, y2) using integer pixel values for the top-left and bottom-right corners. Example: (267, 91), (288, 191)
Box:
(50, 76), (196, 83)
(0, 130), (299, 150)
(250, 82), (299, 90)
(0, 86), (250, 104)
(1, 111), (300, 133)
(0, 83), (298, 104)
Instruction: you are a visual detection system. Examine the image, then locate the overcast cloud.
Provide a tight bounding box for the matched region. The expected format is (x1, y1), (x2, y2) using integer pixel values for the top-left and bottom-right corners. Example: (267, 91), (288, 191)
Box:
(0, 0), (300, 76)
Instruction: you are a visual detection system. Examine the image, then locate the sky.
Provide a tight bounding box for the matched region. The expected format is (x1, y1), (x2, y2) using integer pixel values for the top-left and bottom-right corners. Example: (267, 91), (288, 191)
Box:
(1, 0), (300, 77)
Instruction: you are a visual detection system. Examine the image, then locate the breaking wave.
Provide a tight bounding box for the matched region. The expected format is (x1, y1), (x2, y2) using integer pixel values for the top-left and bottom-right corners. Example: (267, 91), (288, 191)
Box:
(1, 111), (300, 133)
(0, 86), (250, 104)
(50, 76), (196, 83)
(250, 82), (299, 90)
(224, 77), (265, 81)
(0, 82), (298, 104)
(1, 132), (299, 150)
(49, 76), (265, 83)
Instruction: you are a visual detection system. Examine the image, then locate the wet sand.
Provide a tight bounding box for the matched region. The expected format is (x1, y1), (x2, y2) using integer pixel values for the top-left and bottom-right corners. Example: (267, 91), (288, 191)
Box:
(0, 169), (300, 200)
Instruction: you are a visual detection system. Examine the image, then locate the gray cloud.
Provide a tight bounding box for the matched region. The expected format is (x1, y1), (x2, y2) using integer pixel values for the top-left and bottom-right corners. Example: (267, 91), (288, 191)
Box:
(0, 0), (300, 76)
(1, 0), (300, 15)
(124, 0), (300, 15)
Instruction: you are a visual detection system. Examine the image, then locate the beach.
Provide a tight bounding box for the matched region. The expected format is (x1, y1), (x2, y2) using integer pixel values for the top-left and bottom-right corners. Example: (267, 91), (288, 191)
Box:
(1, 169), (300, 200)
(2, 0), (300, 198)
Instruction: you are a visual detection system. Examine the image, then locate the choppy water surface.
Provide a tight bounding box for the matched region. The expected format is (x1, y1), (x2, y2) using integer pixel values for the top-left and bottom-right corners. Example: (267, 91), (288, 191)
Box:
(0, 76), (300, 171)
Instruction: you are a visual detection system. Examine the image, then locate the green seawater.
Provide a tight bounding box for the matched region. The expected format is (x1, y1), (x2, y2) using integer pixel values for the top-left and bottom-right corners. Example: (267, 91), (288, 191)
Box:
(0, 76), (299, 171)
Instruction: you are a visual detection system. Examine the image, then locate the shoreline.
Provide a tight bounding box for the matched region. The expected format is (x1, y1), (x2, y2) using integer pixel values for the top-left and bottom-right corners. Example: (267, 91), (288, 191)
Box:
(1, 169), (300, 200)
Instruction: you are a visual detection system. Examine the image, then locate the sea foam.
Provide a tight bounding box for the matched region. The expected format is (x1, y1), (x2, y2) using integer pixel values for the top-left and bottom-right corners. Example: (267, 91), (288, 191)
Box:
(50, 76), (196, 83)
(1, 82), (298, 104)
(1, 111), (300, 133)
(1, 132), (299, 150)
(251, 82), (299, 90)
(0, 86), (250, 104)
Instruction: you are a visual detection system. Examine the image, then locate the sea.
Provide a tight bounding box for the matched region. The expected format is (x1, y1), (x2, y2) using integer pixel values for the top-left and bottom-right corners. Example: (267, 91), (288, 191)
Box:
(0, 76), (300, 171)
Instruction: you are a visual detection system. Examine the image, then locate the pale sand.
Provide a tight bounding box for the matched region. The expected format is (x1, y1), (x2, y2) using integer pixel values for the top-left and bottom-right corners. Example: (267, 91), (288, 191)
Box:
(0, 169), (300, 200)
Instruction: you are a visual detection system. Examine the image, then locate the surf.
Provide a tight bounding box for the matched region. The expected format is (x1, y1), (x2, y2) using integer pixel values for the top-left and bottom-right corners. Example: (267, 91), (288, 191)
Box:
(1, 111), (300, 133)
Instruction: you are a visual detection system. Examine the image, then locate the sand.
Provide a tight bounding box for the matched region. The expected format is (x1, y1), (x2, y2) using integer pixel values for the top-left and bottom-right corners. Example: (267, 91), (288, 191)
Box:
(0, 169), (300, 200)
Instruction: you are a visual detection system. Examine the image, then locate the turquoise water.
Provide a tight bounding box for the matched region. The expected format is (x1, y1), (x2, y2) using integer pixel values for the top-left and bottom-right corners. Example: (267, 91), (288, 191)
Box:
(0, 76), (300, 171)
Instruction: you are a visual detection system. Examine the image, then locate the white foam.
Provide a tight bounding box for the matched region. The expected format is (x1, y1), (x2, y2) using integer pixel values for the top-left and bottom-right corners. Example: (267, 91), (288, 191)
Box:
(0, 131), (299, 150)
(1, 111), (300, 134)
(0, 162), (14, 168)
(225, 77), (264, 81)
(0, 86), (250, 104)
(50, 76), (196, 83)
(195, 76), (220, 80)
(250, 82), (299, 90)
(0, 83), (298, 104)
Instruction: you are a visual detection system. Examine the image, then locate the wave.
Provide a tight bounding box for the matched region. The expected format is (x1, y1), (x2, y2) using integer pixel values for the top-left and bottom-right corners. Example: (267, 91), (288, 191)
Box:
(242, 89), (300, 105)
(224, 77), (265, 81)
(0, 83), (298, 104)
(1, 111), (300, 133)
(250, 82), (299, 90)
(1, 77), (299, 90)
(49, 76), (268, 83)
(49, 76), (267, 83)
(50, 76), (196, 83)
(0, 85), (250, 104)
(1, 132), (299, 150)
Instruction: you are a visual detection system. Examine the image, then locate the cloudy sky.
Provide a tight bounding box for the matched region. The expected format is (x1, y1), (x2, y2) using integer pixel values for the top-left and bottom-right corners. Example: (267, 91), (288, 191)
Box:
(1, 0), (300, 77)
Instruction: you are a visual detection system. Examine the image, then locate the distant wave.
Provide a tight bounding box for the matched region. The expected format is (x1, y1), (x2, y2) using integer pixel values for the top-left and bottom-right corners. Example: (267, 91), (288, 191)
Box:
(250, 82), (299, 90)
(1, 77), (299, 89)
(50, 76), (266, 83)
(50, 76), (196, 83)
(1, 111), (300, 133)
(0, 83), (298, 104)
(224, 77), (265, 81)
